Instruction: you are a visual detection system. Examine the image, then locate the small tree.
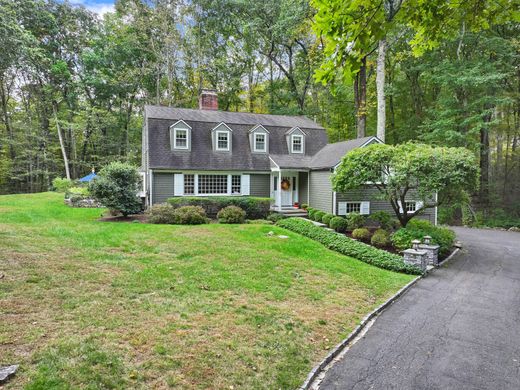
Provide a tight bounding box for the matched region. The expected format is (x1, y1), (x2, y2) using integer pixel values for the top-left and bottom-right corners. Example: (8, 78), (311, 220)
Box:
(332, 143), (479, 227)
(89, 162), (141, 217)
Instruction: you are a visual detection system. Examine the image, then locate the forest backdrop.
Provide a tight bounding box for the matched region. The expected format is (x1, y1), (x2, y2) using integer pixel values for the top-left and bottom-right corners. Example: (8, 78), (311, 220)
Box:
(1, 0), (519, 223)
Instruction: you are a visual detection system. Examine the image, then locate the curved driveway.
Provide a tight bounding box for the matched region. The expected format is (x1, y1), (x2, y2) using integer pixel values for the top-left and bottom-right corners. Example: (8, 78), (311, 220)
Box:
(319, 227), (520, 390)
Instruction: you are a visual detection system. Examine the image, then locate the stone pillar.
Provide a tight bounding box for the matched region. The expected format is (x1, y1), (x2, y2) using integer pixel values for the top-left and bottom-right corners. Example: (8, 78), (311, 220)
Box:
(418, 235), (440, 266)
(403, 239), (428, 271)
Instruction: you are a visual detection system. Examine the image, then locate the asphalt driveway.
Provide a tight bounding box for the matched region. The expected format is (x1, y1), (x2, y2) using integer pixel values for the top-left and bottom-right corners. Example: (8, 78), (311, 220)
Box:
(318, 227), (520, 390)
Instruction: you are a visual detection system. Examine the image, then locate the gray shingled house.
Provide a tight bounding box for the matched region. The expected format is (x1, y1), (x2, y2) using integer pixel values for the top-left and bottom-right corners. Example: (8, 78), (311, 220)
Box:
(141, 90), (436, 223)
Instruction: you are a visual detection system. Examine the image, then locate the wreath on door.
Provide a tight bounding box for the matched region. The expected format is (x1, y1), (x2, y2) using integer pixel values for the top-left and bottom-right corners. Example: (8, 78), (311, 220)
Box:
(281, 179), (291, 190)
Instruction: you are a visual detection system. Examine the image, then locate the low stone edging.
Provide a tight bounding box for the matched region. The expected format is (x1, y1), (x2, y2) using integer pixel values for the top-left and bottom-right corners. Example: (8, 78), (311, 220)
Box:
(299, 243), (463, 390)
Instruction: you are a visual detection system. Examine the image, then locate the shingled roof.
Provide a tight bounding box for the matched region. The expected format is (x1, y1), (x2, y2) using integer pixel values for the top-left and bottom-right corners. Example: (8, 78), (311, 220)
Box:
(309, 137), (381, 169)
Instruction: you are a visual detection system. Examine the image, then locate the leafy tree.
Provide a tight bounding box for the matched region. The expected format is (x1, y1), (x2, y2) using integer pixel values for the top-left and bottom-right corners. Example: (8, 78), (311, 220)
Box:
(89, 162), (141, 217)
(332, 143), (479, 226)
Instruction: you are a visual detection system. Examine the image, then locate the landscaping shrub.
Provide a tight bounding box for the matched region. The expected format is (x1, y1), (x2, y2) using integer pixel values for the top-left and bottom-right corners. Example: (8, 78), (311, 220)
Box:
(345, 212), (366, 230)
(217, 205), (246, 224)
(168, 196), (270, 219)
(391, 219), (455, 256)
(247, 219), (273, 225)
(301, 203), (309, 210)
(173, 206), (208, 225)
(147, 203), (177, 224)
(89, 162), (142, 217)
(352, 228), (371, 241)
(276, 218), (422, 274)
(266, 212), (285, 223)
(369, 211), (393, 230)
(314, 211), (326, 223)
(329, 217), (349, 233)
(307, 208), (317, 220)
(52, 177), (73, 193)
(371, 229), (391, 247)
(321, 213), (334, 226)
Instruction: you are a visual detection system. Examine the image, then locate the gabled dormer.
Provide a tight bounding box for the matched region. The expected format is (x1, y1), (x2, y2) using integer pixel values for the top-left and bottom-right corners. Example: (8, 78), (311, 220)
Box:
(249, 124), (269, 153)
(286, 127), (306, 154)
(170, 120), (191, 151)
(211, 122), (233, 152)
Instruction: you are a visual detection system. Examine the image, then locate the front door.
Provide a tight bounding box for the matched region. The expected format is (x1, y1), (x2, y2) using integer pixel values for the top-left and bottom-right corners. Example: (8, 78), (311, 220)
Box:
(281, 176), (293, 206)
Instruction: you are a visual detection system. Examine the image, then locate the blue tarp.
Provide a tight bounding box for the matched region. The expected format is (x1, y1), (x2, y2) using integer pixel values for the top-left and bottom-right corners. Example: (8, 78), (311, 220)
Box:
(78, 172), (97, 182)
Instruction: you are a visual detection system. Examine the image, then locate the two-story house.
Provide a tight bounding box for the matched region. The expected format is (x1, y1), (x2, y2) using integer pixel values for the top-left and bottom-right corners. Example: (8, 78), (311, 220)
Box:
(141, 90), (436, 223)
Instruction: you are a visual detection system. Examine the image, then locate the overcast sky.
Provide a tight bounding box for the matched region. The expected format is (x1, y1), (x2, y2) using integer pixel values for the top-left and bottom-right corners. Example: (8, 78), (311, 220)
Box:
(69, 0), (115, 15)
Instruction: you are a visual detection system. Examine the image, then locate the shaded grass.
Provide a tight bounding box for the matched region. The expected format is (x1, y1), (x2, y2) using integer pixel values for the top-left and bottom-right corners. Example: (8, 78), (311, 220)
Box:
(0, 193), (414, 389)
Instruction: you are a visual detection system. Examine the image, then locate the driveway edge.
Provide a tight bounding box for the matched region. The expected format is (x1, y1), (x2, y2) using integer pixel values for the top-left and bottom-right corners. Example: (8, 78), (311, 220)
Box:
(300, 245), (462, 390)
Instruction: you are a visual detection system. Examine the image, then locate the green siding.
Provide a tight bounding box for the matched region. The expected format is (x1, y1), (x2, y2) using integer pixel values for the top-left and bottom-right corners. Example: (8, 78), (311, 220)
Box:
(336, 187), (436, 224)
(298, 172), (308, 204)
(309, 170), (333, 213)
(152, 172), (174, 204)
(250, 174), (270, 197)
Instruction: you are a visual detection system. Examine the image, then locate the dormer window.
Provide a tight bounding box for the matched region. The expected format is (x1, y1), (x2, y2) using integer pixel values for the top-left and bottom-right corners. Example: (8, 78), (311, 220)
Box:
(170, 120), (191, 151)
(254, 133), (266, 152)
(249, 124), (269, 153)
(216, 131), (229, 151)
(211, 122), (233, 152)
(291, 134), (303, 153)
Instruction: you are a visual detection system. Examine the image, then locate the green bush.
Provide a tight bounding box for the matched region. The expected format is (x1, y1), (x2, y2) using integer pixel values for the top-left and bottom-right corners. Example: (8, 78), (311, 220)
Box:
(276, 218), (421, 274)
(313, 211), (325, 222)
(89, 162), (142, 217)
(266, 212), (285, 223)
(329, 217), (349, 233)
(391, 219), (455, 256)
(52, 177), (73, 193)
(247, 219), (273, 225)
(66, 186), (90, 197)
(352, 227), (371, 241)
(307, 208), (317, 220)
(301, 203), (309, 210)
(168, 196), (270, 219)
(321, 213), (334, 226)
(173, 206), (208, 225)
(371, 229), (391, 247)
(217, 205), (246, 224)
(345, 212), (366, 230)
(369, 211), (393, 230)
(147, 203), (177, 224)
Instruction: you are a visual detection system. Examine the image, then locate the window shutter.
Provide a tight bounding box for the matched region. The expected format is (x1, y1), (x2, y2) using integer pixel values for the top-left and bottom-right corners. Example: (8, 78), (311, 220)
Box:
(174, 174), (184, 196)
(397, 200), (403, 213)
(241, 174), (250, 195)
(416, 201), (424, 211)
(360, 201), (370, 215)
(338, 202), (347, 216)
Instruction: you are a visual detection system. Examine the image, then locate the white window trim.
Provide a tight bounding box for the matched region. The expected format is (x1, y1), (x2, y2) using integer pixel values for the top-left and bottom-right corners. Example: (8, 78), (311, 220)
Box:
(216, 130), (230, 151)
(291, 134), (304, 154)
(176, 173), (248, 196)
(399, 200), (424, 214)
(338, 201), (370, 215)
(254, 133), (266, 152)
(173, 127), (189, 150)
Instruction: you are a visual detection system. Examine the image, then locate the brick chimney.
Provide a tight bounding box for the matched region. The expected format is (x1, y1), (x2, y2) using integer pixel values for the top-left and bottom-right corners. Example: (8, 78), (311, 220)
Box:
(199, 89), (218, 111)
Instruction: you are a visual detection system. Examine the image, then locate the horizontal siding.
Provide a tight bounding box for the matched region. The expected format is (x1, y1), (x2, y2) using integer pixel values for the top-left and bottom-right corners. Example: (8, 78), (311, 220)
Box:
(336, 187), (436, 224)
(298, 172), (308, 204)
(309, 170), (333, 213)
(250, 174), (270, 197)
(152, 172), (174, 204)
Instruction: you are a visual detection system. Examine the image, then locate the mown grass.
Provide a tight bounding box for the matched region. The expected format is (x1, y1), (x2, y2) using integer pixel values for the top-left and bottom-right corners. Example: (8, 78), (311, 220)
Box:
(0, 192), (414, 389)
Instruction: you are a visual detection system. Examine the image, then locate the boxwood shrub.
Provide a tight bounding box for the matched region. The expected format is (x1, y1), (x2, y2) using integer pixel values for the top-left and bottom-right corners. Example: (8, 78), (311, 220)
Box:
(321, 213), (334, 226)
(330, 216), (349, 233)
(168, 196), (270, 219)
(307, 208), (317, 220)
(314, 211), (326, 223)
(277, 218), (422, 274)
(391, 219), (455, 257)
(217, 205), (246, 224)
(352, 227), (371, 241)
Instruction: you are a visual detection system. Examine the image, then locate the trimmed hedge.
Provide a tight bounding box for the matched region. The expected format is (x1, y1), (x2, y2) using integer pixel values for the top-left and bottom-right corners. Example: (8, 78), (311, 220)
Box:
(277, 218), (422, 274)
(330, 216), (349, 233)
(314, 211), (326, 223)
(391, 219), (455, 257)
(217, 205), (246, 224)
(352, 227), (371, 241)
(168, 196), (270, 219)
(321, 213), (334, 226)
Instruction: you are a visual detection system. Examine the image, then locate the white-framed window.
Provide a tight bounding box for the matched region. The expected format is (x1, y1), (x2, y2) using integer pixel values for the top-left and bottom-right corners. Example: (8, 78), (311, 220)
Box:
(184, 174), (195, 195)
(198, 174), (228, 194)
(254, 133), (266, 152)
(291, 134), (303, 153)
(216, 131), (230, 151)
(345, 202), (361, 214)
(231, 175), (241, 194)
(338, 201), (370, 216)
(174, 128), (188, 149)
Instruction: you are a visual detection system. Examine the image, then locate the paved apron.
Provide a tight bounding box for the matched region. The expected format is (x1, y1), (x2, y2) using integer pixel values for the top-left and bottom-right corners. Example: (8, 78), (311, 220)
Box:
(319, 227), (520, 390)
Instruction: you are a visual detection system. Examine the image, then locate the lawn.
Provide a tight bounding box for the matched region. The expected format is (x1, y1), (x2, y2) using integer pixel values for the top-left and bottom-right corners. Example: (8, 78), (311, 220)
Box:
(0, 193), (414, 389)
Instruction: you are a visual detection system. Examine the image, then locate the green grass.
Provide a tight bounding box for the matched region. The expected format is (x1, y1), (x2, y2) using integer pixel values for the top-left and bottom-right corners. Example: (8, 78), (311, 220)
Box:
(0, 193), (414, 389)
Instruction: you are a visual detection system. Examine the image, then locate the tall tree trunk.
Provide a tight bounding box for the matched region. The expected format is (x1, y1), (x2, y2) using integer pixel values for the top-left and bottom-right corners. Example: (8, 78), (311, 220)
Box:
(376, 38), (387, 142)
(355, 56), (367, 138)
(0, 79), (15, 160)
(479, 114), (491, 206)
(52, 101), (71, 180)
